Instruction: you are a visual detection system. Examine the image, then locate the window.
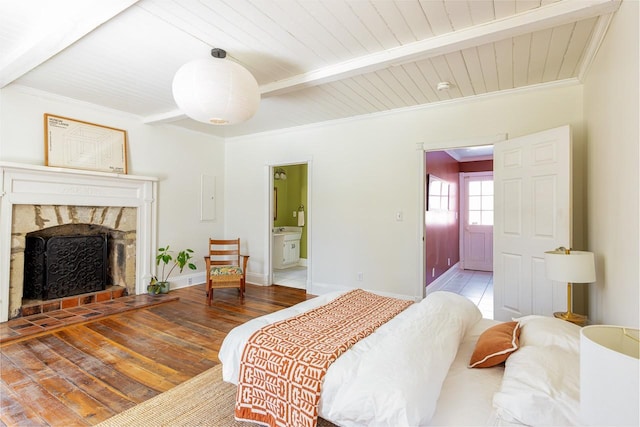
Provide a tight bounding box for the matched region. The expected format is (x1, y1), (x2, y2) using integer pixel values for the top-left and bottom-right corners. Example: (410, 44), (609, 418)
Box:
(468, 180), (493, 225)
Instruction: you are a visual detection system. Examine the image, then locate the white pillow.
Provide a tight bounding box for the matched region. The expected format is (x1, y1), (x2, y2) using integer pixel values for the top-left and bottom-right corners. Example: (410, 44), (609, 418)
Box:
(493, 345), (581, 426)
(513, 315), (581, 353)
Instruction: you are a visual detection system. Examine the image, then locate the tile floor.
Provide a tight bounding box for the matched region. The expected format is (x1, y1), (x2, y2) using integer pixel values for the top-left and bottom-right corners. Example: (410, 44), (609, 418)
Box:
(426, 268), (494, 319)
(273, 266), (307, 289)
(0, 293), (178, 344)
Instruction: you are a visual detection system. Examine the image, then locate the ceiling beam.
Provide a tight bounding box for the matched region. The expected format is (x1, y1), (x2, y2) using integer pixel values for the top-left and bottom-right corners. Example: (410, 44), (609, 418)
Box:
(143, 109), (186, 124)
(0, 0), (140, 88)
(145, 0), (620, 125)
(259, 0), (621, 96)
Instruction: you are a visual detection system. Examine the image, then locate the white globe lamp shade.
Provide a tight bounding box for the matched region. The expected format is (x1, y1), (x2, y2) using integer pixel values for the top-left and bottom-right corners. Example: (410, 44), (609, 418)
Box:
(172, 53), (260, 125)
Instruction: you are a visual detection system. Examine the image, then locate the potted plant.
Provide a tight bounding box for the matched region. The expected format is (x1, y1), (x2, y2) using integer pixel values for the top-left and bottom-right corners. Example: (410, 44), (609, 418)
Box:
(148, 246), (197, 295)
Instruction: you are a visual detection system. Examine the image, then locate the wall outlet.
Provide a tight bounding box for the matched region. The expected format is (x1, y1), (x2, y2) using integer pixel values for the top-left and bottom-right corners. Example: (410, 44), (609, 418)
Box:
(357, 272), (363, 281)
(448, 258), (451, 266)
(293, 211), (297, 217)
(188, 277), (193, 285)
(432, 268), (435, 277)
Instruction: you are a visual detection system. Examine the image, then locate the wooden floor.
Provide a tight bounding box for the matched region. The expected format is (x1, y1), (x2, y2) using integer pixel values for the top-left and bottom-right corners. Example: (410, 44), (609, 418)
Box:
(0, 284), (312, 427)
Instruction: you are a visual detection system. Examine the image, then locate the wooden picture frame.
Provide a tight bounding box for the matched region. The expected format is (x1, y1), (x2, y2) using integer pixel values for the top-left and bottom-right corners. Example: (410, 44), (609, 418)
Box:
(44, 113), (128, 173)
(274, 187), (278, 220)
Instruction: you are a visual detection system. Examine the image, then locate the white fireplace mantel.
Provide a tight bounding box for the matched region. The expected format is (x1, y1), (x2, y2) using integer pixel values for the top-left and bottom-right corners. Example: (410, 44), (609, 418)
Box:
(0, 162), (158, 322)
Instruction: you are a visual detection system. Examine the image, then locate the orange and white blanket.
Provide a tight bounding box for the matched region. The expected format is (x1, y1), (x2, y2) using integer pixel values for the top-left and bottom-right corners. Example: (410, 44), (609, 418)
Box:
(234, 289), (412, 427)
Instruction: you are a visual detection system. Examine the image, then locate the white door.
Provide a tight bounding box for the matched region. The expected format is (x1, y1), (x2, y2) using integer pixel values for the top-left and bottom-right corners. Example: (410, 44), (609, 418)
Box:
(493, 125), (571, 321)
(461, 172), (494, 271)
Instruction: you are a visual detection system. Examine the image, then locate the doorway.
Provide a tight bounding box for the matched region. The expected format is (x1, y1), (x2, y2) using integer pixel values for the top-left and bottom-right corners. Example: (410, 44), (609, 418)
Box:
(271, 163), (308, 289)
(424, 147), (494, 315)
(421, 126), (572, 321)
(460, 172), (494, 272)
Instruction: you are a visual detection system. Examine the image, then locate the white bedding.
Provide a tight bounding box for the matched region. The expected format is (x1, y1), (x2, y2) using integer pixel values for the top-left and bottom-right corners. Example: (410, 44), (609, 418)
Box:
(219, 290), (489, 426)
(430, 318), (505, 426)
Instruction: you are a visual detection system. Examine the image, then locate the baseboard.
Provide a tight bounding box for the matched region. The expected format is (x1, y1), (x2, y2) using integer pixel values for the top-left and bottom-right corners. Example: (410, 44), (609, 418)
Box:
(246, 272), (269, 286)
(308, 282), (415, 301)
(307, 282), (350, 296)
(168, 271), (206, 290)
(426, 263), (460, 293)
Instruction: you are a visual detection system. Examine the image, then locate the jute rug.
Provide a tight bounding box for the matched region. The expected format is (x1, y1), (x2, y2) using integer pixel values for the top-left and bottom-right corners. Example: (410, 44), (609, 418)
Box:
(96, 364), (336, 427)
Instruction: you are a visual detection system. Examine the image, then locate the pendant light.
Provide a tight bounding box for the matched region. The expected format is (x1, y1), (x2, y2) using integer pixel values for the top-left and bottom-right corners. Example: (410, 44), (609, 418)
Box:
(172, 48), (260, 125)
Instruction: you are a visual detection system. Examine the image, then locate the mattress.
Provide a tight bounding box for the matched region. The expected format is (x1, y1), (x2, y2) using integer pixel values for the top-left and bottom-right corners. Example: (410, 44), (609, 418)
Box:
(220, 291), (510, 426)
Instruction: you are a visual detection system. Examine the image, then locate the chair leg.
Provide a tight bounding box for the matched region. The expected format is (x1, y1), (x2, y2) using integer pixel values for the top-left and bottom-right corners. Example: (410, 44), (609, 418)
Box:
(206, 281), (212, 306)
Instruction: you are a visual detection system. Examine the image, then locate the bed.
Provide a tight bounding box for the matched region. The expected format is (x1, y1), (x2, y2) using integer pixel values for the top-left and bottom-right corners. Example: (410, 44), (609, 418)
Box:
(219, 290), (583, 427)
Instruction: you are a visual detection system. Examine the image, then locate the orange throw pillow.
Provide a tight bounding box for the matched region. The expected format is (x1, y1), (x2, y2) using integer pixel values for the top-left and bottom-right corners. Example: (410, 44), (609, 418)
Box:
(469, 321), (521, 368)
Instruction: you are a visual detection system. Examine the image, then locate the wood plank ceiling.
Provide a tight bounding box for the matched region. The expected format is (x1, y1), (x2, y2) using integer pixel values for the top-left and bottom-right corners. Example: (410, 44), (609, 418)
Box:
(0, 0), (622, 138)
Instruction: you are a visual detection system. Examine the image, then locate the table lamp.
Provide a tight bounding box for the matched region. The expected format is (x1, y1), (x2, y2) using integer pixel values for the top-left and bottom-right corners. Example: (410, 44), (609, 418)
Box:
(544, 247), (595, 324)
(581, 325), (640, 426)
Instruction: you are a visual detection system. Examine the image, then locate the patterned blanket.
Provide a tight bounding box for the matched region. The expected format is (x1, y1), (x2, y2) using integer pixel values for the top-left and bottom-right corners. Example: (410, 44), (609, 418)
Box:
(234, 289), (413, 427)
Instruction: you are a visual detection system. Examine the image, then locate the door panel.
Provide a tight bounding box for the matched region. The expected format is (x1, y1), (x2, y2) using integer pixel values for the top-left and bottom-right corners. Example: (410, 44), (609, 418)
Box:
(461, 172), (493, 271)
(493, 125), (571, 321)
(501, 253), (523, 312)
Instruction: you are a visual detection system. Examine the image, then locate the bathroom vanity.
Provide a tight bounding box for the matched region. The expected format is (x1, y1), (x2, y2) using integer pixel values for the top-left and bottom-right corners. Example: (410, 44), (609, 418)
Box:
(273, 226), (302, 269)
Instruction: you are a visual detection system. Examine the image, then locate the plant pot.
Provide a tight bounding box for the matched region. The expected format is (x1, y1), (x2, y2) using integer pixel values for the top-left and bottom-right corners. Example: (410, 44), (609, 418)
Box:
(147, 281), (169, 295)
(158, 281), (170, 294)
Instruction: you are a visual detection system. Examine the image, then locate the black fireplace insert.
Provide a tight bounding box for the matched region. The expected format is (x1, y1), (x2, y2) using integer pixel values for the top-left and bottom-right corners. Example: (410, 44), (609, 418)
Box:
(24, 227), (108, 300)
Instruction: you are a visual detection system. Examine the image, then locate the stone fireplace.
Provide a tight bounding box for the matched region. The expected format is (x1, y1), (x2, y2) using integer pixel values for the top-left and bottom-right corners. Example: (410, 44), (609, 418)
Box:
(0, 162), (157, 322)
(15, 206), (136, 308)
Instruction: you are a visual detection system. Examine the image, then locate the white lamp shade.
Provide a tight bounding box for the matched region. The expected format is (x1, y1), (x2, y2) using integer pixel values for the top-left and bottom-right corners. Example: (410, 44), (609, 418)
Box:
(580, 325), (640, 426)
(544, 250), (596, 283)
(172, 57), (260, 125)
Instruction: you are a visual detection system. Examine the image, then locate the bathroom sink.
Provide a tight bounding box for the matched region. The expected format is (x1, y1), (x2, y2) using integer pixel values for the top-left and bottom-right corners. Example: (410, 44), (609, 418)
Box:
(273, 227), (303, 269)
(273, 226), (302, 240)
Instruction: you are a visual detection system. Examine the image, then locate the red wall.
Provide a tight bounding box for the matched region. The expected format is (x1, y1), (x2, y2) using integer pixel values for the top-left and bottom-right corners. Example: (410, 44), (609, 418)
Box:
(425, 151), (460, 286)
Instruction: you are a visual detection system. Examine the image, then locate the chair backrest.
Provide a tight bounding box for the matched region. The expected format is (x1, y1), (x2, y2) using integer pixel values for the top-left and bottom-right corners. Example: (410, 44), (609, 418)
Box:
(207, 238), (241, 267)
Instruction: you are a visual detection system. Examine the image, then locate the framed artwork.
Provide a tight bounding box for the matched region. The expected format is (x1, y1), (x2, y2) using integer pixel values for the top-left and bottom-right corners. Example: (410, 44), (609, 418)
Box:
(274, 187), (278, 220)
(44, 113), (128, 173)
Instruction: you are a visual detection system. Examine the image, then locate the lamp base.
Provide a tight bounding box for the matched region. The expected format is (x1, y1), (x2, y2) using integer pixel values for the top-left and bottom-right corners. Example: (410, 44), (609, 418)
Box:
(554, 311), (588, 326)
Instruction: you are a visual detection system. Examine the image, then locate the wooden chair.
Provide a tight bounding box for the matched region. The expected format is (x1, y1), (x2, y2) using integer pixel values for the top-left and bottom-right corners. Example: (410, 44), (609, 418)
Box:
(204, 238), (249, 305)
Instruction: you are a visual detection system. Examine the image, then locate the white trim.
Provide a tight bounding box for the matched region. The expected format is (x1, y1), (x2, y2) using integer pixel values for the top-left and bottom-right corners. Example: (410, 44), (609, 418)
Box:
(168, 271), (206, 290)
(416, 144), (426, 299)
(9, 85), (143, 120)
(225, 79), (579, 142)
(419, 136), (504, 300)
(425, 263), (461, 294)
(265, 158), (313, 292)
(0, 162), (158, 322)
(577, 13), (617, 81)
(308, 282), (417, 302)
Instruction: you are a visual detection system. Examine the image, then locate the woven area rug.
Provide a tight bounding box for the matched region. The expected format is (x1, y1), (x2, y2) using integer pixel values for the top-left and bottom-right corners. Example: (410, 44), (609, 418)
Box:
(96, 364), (336, 427)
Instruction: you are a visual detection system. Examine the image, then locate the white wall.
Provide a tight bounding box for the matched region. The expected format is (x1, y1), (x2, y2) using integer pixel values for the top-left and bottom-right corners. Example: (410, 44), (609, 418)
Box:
(226, 84), (584, 299)
(0, 85), (226, 286)
(584, 2), (640, 327)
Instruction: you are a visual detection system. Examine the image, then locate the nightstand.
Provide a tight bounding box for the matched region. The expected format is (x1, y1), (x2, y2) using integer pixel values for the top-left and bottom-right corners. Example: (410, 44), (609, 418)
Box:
(553, 311), (588, 326)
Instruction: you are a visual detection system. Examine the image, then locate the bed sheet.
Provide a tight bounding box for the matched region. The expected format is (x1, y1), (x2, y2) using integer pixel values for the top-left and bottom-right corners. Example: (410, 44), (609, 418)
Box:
(430, 318), (505, 426)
